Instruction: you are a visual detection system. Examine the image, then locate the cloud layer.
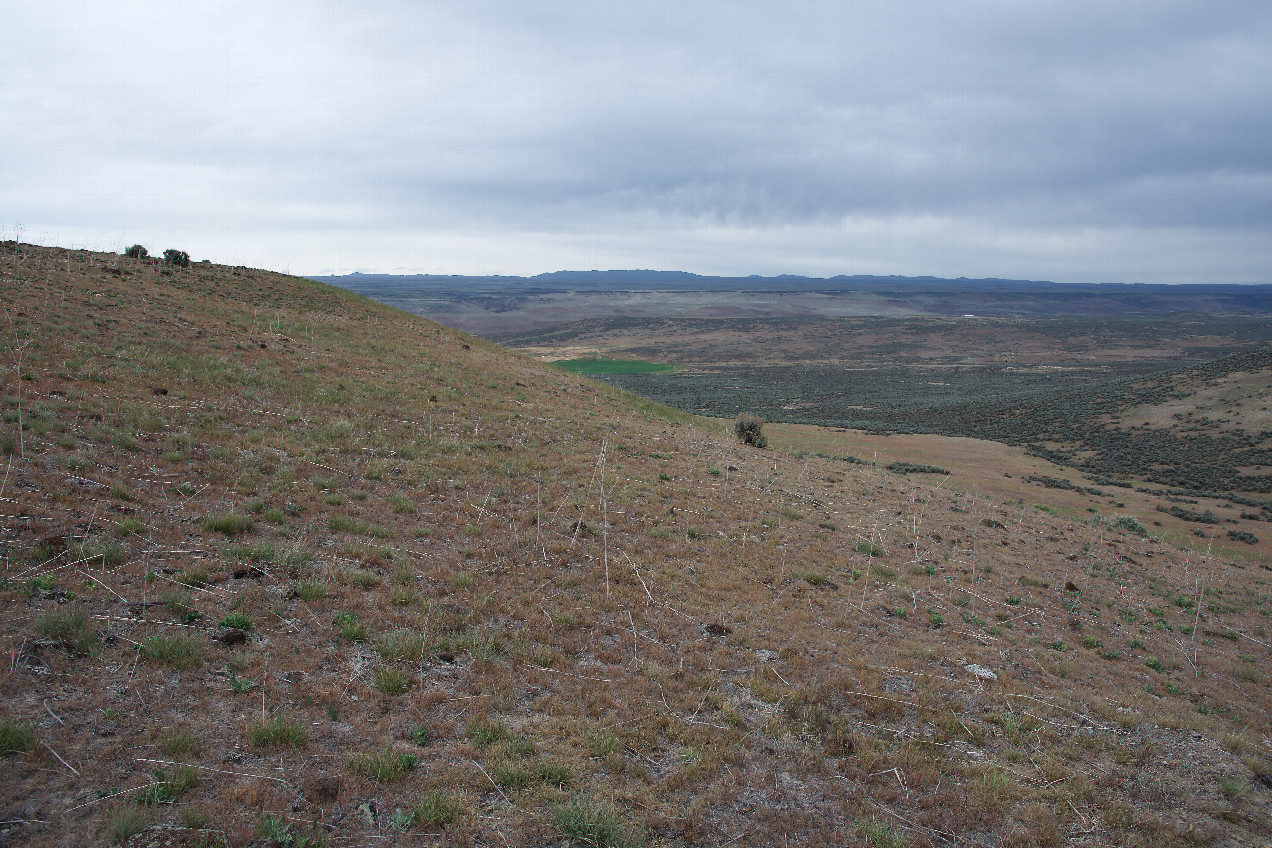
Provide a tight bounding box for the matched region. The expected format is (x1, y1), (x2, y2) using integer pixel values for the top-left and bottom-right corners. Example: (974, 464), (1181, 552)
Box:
(4, 1), (1270, 282)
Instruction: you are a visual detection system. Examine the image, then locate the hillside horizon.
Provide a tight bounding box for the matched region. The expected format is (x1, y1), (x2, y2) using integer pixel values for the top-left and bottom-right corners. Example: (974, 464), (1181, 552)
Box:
(312, 269), (1272, 292)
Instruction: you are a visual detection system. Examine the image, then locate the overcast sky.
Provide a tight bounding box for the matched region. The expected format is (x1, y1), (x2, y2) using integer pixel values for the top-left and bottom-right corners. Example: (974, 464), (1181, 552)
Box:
(4, 2), (1270, 282)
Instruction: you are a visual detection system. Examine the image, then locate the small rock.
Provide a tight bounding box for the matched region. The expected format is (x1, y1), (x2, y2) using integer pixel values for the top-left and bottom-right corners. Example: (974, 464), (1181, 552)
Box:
(705, 623), (732, 637)
(755, 649), (779, 662)
(219, 628), (248, 646)
(1065, 580), (1080, 593)
(965, 663), (998, 681)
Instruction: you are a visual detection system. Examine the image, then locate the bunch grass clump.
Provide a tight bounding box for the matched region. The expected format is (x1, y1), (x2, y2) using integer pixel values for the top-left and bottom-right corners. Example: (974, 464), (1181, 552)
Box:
(201, 513), (255, 536)
(140, 634), (204, 670)
(349, 746), (418, 783)
(250, 712), (306, 748)
(0, 718), (38, 754)
(550, 797), (644, 848)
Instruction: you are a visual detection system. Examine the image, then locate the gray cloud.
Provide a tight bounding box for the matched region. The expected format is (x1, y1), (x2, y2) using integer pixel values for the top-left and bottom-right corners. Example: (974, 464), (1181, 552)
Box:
(3, 1), (1270, 281)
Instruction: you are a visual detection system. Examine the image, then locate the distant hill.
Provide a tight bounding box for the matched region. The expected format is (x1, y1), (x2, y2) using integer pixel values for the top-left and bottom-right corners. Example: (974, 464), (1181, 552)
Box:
(313, 271), (1272, 335)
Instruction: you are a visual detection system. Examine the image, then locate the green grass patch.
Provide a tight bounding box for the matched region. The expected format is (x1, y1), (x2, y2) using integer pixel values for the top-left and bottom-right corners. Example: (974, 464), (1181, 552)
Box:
(349, 746), (418, 783)
(0, 718), (38, 754)
(553, 357), (677, 375)
(201, 513), (255, 536)
(36, 607), (99, 657)
(373, 666), (412, 695)
(550, 797), (644, 848)
(413, 791), (460, 827)
(140, 634), (204, 670)
(250, 712), (306, 748)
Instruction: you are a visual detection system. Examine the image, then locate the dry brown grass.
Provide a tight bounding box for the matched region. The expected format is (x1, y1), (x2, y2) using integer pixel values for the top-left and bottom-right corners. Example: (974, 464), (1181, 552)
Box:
(0, 241), (1269, 846)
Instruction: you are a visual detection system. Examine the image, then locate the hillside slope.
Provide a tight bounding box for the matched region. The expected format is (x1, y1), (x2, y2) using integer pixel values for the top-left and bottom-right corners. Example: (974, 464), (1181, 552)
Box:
(2, 242), (1271, 847)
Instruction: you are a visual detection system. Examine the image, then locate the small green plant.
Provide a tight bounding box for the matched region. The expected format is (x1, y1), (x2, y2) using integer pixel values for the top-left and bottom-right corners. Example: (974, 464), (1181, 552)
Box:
(140, 634), (204, 670)
(334, 611), (366, 642)
(256, 814), (292, 846)
(854, 540), (885, 557)
(0, 718), (38, 754)
(387, 493), (415, 514)
(23, 574), (56, 596)
(115, 518), (146, 537)
(106, 806), (150, 843)
(410, 725), (430, 746)
(228, 669), (260, 694)
(467, 716), (511, 748)
(349, 746), (418, 783)
(550, 796), (644, 848)
(201, 513), (254, 536)
(733, 413), (767, 448)
(1219, 777), (1247, 799)
(36, 607), (99, 657)
(298, 580), (328, 601)
(1145, 657), (1163, 671)
(1113, 516), (1148, 535)
(136, 765), (198, 804)
(857, 815), (910, 848)
(587, 729), (620, 758)
(328, 515), (369, 534)
(219, 612), (252, 630)
(494, 763), (534, 790)
(177, 565), (211, 588)
(250, 712), (306, 748)
(1046, 640), (1068, 652)
(413, 790), (460, 827)
(1005, 594), (1020, 606)
(376, 628), (423, 661)
(374, 666), (412, 695)
(157, 730), (202, 759)
(179, 806), (210, 830)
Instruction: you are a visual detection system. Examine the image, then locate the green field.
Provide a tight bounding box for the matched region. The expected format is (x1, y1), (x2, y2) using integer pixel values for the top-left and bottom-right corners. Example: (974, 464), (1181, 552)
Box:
(552, 357), (677, 375)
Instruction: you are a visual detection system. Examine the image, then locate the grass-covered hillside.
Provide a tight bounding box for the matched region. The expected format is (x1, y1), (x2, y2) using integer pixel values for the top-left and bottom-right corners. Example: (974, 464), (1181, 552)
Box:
(2, 241), (1271, 847)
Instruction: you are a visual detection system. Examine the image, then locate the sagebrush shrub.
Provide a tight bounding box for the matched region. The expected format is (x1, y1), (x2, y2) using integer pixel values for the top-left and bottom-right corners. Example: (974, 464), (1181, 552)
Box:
(733, 413), (767, 448)
(163, 249), (190, 268)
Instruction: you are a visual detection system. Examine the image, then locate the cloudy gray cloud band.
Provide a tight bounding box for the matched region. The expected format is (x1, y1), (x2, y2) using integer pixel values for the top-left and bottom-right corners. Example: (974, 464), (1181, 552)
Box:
(4, 1), (1270, 282)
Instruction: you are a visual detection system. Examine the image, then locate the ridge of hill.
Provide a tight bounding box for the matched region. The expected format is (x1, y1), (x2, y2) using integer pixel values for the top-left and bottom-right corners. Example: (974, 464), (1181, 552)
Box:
(3, 241), (1272, 847)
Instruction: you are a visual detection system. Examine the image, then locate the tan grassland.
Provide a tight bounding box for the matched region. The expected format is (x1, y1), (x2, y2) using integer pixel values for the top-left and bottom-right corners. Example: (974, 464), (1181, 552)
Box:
(1, 242), (1270, 847)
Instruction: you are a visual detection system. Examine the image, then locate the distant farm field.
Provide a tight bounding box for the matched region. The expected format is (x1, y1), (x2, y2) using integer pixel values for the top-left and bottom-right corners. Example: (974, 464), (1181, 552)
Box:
(552, 356), (677, 375)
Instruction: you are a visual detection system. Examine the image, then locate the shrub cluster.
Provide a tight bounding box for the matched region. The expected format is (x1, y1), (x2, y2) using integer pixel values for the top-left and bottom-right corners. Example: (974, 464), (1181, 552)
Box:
(163, 249), (190, 268)
(733, 413), (767, 448)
